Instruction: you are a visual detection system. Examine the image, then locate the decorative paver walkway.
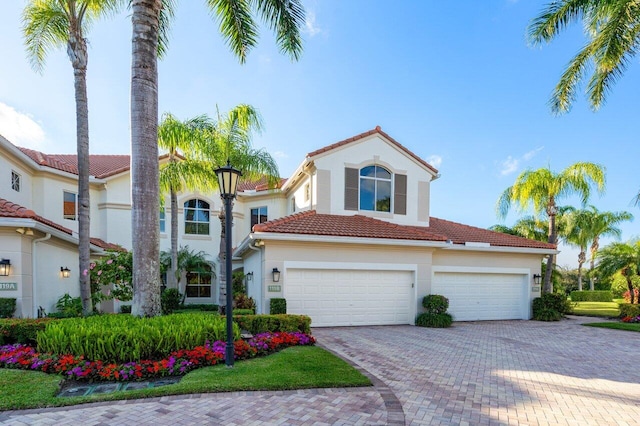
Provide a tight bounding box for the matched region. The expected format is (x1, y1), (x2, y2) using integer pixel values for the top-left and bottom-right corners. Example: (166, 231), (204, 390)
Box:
(1, 316), (639, 425)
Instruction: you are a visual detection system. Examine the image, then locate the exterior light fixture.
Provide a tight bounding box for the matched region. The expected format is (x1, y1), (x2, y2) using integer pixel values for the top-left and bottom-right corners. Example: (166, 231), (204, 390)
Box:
(215, 161), (242, 368)
(533, 274), (542, 285)
(272, 267), (281, 283)
(245, 271), (253, 282)
(0, 259), (11, 277)
(61, 267), (71, 278)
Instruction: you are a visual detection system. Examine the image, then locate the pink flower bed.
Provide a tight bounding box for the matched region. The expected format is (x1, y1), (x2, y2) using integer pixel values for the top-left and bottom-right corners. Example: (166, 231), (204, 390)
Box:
(0, 331), (315, 382)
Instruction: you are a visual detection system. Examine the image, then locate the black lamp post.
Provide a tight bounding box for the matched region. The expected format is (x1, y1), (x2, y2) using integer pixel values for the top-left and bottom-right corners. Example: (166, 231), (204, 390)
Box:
(215, 161), (242, 367)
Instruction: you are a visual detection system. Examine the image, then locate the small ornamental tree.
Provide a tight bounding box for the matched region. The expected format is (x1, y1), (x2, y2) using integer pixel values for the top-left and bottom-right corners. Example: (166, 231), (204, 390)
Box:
(90, 251), (133, 307)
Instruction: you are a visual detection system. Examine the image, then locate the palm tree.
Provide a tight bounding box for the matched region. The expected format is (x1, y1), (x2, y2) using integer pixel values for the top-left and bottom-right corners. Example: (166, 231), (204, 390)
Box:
(160, 245), (213, 302)
(497, 163), (606, 293)
(586, 208), (633, 290)
(129, 0), (305, 317)
(562, 207), (594, 291)
(22, 0), (121, 316)
(490, 215), (549, 242)
(528, 0), (640, 114)
(158, 113), (212, 291)
(194, 105), (279, 309)
(597, 241), (640, 304)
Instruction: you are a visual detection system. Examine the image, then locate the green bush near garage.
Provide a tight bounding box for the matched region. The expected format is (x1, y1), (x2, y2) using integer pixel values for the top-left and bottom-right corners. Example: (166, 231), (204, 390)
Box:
(0, 298), (16, 318)
(532, 293), (572, 321)
(270, 298), (287, 314)
(416, 295), (453, 328)
(570, 291), (612, 302)
(233, 314), (311, 334)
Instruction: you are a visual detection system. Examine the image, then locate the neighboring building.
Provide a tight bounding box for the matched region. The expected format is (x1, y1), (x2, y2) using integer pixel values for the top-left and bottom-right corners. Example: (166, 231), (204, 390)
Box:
(0, 127), (556, 323)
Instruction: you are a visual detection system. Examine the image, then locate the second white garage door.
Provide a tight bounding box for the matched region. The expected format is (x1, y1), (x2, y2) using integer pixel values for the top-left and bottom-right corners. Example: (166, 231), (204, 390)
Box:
(285, 268), (413, 327)
(431, 272), (528, 321)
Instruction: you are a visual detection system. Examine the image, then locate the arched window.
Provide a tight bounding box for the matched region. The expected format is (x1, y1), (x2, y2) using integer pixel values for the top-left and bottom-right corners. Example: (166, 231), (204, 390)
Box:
(360, 165), (391, 212)
(184, 199), (210, 235)
(185, 264), (213, 298)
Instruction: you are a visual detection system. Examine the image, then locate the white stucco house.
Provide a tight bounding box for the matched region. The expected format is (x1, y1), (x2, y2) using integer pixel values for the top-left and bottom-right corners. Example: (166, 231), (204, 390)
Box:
(0, 127), (556, 323)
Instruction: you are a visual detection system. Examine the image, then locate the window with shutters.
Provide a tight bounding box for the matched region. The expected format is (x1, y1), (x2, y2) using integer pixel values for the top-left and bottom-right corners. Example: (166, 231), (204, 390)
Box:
(360, 165), (392, 212)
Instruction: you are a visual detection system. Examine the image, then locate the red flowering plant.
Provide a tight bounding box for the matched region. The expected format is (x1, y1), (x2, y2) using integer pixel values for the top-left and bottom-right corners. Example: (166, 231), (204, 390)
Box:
(0, 331), (315, 382)
(621, 315), (640, 323)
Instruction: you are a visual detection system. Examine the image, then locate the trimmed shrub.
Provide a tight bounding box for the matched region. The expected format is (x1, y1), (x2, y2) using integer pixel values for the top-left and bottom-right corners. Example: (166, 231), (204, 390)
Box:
(233, 308), (254, 315)
(161, 288), (182, 315)
(532, 293), (571, 321)
(570, 291), (613, 302)
(415, 312), (453, 328)
(36, 313), (239, 364)
(120, 305), (132, 314)
(0, 318), (55, 345)
(619, 304), (640, 318)
(422, 294), (449, 314)
(233, 314), (311, 334)
(270, 298), (287, 315)
(0, 298), (16, 318)
(180, 304), (218, 312)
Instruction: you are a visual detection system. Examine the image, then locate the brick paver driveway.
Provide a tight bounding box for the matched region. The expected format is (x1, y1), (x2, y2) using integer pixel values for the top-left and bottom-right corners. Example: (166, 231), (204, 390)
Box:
(314, 316), (640, 425)
(2, 316), (639, 425)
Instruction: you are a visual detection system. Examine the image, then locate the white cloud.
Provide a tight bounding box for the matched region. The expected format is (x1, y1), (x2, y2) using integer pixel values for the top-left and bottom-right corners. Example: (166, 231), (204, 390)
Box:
(500, 156), (519, 176)
(499, 146), (544, 176)
(272, 151), (289, 159)
(427, 154), (442, 169)
(303, 11), (322, 37)
(0, 102), (46, 149)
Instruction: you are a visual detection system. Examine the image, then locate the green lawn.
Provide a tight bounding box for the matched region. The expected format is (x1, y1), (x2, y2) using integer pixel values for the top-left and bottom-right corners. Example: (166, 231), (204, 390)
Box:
(0, 346), (371, 411)
(583, 322), (640, 333)
(571, 301), (620, 317)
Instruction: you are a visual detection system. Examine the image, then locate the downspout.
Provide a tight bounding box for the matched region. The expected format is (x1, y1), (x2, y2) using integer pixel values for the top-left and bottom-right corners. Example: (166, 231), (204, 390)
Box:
(32, 233), (51, 318)
(248, 242), (263, 314)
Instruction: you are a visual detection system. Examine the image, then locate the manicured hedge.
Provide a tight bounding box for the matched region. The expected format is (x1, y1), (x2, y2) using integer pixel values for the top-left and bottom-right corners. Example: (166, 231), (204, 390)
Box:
(570, 291), (613, 302)
(533, 293), (572, 321)
(0, 318), (55, 345)
(619, 304), (640, 318)
(181, 303), (219, 311)
(270, 298), (287, 315)
(233, 314), (311, 334)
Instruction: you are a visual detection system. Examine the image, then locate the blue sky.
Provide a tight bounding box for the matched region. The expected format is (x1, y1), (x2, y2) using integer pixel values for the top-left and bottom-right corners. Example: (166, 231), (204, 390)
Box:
(1, 0), (638, 267)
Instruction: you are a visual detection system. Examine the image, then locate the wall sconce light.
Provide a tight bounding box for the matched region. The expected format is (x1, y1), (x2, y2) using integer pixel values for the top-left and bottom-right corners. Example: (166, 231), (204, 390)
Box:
(533, 274), (542, 285)
(272, 267), (281, 283)
(0, 259), (11, 277)
(61, 267), (71, 279)
(245, 271), (253, 282)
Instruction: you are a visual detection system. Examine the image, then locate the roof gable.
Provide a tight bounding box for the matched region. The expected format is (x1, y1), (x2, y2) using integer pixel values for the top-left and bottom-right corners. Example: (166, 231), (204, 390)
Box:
(17, 147), (131, 179)
(307, 126), (439, 175)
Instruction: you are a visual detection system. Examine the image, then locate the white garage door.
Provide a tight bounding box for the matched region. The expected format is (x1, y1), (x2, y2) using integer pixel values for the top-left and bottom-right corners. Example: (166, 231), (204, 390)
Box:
(285, 268), (413, 327)
(431, 272), (527, 321)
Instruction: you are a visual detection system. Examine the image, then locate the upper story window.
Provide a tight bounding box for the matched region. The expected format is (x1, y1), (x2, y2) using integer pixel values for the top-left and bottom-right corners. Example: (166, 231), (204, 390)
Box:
(63, 191), (77, 220)
(159, 208), (166, 233)
(11, 171), (21, 192)
(359, 165), (391, 212)
(251, 206), (268, 229)
(184, 199), (210, 235)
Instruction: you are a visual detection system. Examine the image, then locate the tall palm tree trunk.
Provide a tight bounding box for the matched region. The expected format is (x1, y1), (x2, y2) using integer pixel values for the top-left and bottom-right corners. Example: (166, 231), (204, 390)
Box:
(543, 204), (557, 293)
(68, 27), (92, 316)
(577, 250), (586, 291)
(589, 238), (599, 291)
(131, 0), (162, 317)
(170, 189), (178, 290)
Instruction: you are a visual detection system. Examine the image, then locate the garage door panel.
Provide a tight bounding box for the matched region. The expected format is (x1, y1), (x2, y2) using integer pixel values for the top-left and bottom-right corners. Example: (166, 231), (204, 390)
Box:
(285, 268), (413, 327)
(432, 272), (527, 321)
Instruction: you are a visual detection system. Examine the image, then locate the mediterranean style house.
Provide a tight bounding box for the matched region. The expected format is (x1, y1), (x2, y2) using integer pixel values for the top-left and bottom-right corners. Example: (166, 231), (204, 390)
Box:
(0, 127), (556, 324)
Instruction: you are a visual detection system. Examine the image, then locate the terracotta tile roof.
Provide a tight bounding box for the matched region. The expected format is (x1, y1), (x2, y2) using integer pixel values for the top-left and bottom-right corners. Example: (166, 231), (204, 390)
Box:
(0, 197), (124, 251)
(252, 210), (448, 241)
(237, 177), (287, 192)
(18, 148), (131, 179)
(252, 210), (556, 250)
(307, 126), (439, 174)
(418, 217), (556, 250)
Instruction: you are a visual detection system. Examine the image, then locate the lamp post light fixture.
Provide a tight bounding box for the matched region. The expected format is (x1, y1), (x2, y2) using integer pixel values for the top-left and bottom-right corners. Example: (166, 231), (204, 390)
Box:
(215, 161), (242, 368)
(61, 267), (71, 278)
(0, 259), (10, 277)
(272, 267), (281, 282)
(533, 274), (542, 286)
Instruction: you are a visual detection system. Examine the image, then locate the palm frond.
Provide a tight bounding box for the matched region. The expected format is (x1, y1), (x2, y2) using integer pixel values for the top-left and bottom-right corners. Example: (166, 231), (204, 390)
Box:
(22, 1), (70, 71)
(206, 0), (258, 63)
(254, 0), (305, 60)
